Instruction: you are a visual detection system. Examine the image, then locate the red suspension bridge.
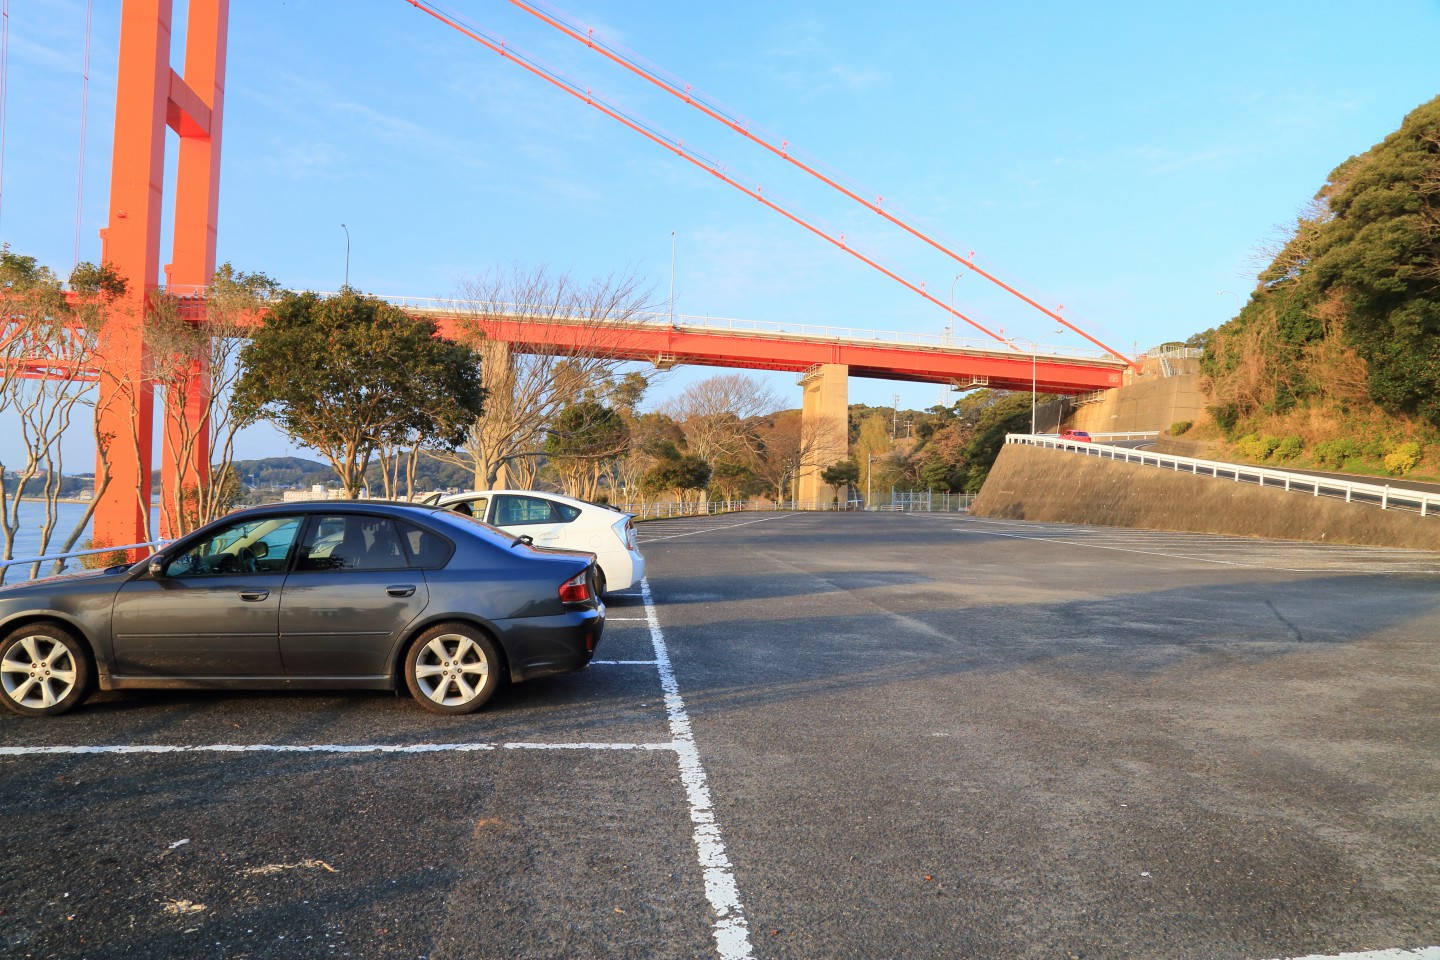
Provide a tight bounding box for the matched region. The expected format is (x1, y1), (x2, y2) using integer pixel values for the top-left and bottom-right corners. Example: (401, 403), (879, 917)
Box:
(33, 0), (1135, 547)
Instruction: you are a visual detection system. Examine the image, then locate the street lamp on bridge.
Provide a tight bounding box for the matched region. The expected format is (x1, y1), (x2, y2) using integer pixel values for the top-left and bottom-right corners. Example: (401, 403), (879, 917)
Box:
(1008, 330), (1067, 434)
(341, 223), (350, 290)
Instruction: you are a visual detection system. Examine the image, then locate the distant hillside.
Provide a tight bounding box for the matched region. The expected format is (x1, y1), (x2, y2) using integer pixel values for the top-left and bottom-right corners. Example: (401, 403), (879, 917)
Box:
(233, 454), (478, 493)
(231, 456), (333, 489)
(1187, 94), (1440, 480)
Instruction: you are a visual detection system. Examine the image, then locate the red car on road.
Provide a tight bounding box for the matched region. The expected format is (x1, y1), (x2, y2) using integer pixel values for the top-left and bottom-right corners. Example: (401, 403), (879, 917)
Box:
(1059, 429), (1093, 442)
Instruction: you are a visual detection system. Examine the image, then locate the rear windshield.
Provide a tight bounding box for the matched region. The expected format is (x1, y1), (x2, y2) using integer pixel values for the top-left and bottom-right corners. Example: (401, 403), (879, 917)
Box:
(425, 508), (549, 554)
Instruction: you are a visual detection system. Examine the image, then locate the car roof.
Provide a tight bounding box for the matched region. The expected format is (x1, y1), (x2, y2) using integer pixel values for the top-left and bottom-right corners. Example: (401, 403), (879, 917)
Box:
(439, 489), (625, 513)
(234, 500), (446, 517)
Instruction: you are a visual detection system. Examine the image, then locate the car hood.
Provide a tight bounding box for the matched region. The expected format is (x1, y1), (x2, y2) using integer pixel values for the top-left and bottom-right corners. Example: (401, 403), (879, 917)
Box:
(0, 564), (134, 595)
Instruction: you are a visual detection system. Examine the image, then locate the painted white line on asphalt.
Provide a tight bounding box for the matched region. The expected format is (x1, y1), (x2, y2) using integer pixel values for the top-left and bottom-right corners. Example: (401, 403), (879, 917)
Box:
(1265, 949), (1440, 960)
(640, 577), (755, 960)
(950, 521), (1312, 572)
(0, 741), (673, 756)
(639, 514), (791, 542)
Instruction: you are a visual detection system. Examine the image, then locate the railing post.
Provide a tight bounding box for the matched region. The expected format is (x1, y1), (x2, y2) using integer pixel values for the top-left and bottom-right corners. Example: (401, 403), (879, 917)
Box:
(1382, 486), (1389, 510)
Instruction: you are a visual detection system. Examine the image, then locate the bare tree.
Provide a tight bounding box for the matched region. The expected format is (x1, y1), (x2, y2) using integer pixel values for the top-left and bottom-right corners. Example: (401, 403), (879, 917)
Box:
(149, 265), (278, 536)
(660, 372), (782, 464)
(0, 255), (120, 582)
(433, 267), (657, 490)
(752, 410), (835, 502)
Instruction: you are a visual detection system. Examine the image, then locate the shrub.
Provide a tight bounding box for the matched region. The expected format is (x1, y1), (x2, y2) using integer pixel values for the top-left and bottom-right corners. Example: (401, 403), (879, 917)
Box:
(1383, 441), (1422, 476)
(1235, 433), (1280, 460)
(1312, 438), (1361, 469)
(1271, 435), (1304, 461)
(79, 539), (132, 570)
(1169, 420), (1193, 436)
(1209, 402), (1241, 435)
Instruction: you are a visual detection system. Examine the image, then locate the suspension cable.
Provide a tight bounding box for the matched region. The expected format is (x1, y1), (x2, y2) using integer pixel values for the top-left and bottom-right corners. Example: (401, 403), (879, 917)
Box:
(74, 0), (94, 268)
(505, 0), (1138, 370)
(403, 0), (1018, 349)
(0, 0), (10, 238)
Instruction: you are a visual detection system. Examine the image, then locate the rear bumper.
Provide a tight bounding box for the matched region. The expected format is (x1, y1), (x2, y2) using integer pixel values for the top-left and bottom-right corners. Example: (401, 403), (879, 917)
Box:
(499, 607), (604, 683)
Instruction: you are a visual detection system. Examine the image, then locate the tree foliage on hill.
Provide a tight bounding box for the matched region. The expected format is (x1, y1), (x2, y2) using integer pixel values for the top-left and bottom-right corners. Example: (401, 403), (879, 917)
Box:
(233, 290), (484, 498)
(1204, 95), (1440, 433)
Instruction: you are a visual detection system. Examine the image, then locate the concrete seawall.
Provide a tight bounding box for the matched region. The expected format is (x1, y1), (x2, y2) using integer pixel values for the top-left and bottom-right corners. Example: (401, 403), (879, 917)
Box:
(970, 444), (1440, 551)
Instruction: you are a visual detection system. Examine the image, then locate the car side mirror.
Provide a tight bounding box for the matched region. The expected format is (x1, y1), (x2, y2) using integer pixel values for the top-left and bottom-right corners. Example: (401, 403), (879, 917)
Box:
(148, 557), (167, 578)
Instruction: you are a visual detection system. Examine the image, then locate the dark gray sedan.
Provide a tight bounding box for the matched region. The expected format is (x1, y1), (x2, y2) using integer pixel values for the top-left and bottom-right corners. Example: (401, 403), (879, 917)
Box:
(0, 501), (604, 717)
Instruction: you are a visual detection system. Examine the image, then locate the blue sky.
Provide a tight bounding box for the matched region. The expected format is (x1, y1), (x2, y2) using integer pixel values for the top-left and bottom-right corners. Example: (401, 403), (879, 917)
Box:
(3, 0), (1438, 466)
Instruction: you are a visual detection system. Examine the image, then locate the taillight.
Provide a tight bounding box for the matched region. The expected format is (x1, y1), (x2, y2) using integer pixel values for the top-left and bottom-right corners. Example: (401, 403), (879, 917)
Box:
(612, 516), (636, 550)
(559, 569), (592, 603)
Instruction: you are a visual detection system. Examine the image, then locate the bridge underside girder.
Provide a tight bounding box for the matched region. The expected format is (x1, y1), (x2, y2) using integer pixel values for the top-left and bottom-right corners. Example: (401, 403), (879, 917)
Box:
(430, 315), (1125, 394)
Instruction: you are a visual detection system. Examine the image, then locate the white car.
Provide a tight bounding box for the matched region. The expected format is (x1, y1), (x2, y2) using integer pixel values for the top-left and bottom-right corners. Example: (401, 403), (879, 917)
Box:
(428, 489), (645, 595)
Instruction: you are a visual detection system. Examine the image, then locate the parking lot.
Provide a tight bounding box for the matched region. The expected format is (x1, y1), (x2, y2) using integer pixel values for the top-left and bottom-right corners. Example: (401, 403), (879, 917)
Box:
(3, 512), (1439, 959)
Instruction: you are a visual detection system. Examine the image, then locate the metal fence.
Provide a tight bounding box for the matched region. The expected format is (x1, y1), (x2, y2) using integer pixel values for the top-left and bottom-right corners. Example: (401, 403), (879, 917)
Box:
(0, 540), (162, 583)
(1008, 433), (1440, 518)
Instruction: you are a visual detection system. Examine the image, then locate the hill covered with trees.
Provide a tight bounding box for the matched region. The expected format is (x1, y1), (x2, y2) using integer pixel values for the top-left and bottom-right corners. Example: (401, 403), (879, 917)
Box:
(1192, 94), (1439, 478)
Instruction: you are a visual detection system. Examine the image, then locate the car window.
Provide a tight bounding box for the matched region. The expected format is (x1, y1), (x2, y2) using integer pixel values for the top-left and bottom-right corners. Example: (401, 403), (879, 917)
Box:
(296, 515), (409, 571)
(163, 516), (302, 578)
(555, 502), (581, 522)
(397, 520), (454, 569)
(446, 496), (487, 520)
(493, 494), (562, 526)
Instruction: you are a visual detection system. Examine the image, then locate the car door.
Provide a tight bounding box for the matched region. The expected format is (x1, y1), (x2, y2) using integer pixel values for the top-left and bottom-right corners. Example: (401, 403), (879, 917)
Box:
(278, 513), (429, 678)
(489, 493), (569, 546)
(109, 515), (303, 678)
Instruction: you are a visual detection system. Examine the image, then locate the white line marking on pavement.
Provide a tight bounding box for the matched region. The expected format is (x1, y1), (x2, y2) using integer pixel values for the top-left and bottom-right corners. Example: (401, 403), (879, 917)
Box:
(1265, 949), (1440, 960)
(639, 514), (791, 542)
(951, 520), (1312, 572)
(641, 577), (755, 960)
(0, 741), (673, 756)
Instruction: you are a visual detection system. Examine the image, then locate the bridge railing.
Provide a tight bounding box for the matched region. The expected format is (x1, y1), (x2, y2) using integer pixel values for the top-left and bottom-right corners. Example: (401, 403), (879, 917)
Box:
(1008, 434), (1440, 518)
(1, 540), (164, 583)
(333, 293), (1117, 362)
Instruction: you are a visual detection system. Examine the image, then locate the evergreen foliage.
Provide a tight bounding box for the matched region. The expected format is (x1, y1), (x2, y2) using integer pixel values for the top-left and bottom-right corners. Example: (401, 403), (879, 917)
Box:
(1204, 95), (1440, 433)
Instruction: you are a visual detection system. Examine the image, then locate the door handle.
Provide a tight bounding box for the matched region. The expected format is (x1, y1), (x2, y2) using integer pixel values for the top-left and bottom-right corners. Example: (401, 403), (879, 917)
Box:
(386, 585), (417, 598)
(239, 589), (269, 602)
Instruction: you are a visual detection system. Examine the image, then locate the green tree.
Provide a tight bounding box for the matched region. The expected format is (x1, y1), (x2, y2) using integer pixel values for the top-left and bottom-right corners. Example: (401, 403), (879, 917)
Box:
(641, 454), (711, 502)
(233, 290), (484, 498)
(958, 393), (1033, 493)
(820, 459), (860, 503)
(544, 401), (630, 501)
(1299, 96), (1440, 424)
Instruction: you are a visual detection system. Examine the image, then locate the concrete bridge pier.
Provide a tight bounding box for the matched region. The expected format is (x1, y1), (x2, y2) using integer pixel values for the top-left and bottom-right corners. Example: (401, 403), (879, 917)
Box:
(797, 363), (849, 506)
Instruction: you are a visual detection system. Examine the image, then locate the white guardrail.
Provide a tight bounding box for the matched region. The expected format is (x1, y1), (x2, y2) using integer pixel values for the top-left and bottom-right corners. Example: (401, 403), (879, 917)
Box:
(0, 540), (163, 580)
(1010, 434), (1440, 518)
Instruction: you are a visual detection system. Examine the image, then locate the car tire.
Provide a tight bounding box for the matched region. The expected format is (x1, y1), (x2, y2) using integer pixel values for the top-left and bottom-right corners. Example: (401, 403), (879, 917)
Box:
(0, 623), (93, 717)
(595, 568), (607, 599)
(403, 623), (501, 715)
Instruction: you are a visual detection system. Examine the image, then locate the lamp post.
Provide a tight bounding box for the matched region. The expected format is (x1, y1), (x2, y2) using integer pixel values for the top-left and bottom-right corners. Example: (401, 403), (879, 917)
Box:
(1010, 330), (1066, 434)
(340, 223), (350, 290)
(866, 452), (874, 510)
(1217, 289), (1240, 312)
(669, 230), (677, 327)
(944, 272), (961, 343)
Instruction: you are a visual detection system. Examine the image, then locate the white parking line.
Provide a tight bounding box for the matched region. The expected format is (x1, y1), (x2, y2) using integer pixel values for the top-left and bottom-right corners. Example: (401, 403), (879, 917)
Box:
(641, 576), (755, 960)
(0, 741), (675, 755)
(639, 514), (791, 542)
(1267, 949), (1440, 960)
(951, 520), (1312, 572)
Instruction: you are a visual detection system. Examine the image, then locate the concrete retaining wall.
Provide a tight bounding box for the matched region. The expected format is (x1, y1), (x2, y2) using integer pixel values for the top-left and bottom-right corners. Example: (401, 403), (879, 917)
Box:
(1065, 357), (1206, 436)
(970, 444), (1440, 551)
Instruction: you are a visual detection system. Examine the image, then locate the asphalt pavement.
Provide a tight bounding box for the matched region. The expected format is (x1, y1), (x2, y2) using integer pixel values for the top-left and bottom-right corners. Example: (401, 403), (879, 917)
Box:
(2, 511), (1438, 959)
